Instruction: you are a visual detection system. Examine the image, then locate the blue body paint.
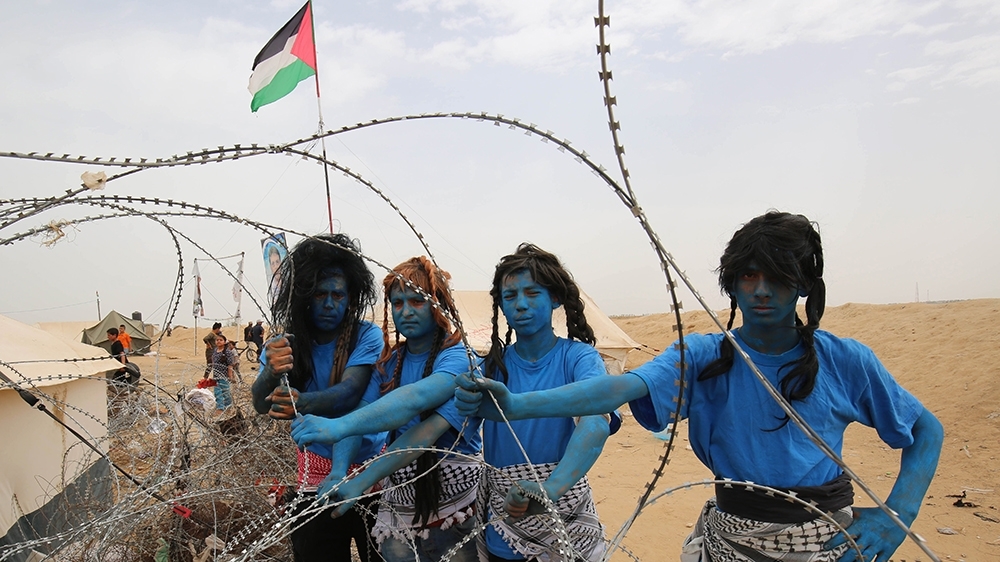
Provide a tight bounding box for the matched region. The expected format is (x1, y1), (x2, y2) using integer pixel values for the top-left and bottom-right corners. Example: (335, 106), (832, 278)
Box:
(500, 271), (561, 358)
(389, 286), (436, 354)
(733, 261), (801, 354)
(310, 269), (347, 344)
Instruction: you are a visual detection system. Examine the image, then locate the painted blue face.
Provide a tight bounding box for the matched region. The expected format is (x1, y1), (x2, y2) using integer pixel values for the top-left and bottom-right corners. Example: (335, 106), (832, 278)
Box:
(500, 270), (559, 339)
(310, 272), (349, 340)
(734, 262), (799, 331)
(390, 285), (436, 353)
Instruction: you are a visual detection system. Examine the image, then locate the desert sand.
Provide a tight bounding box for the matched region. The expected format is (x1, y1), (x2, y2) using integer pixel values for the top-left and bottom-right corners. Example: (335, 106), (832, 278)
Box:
(132, 299), (1000, 561)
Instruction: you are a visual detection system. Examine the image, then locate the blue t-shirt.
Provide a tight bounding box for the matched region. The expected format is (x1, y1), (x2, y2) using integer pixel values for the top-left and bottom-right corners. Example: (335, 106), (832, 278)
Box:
(261, 321), (386, 464)
(629, 330), (924, 489)
(483, 338), (611, 558)
(362, 342), (483, 456)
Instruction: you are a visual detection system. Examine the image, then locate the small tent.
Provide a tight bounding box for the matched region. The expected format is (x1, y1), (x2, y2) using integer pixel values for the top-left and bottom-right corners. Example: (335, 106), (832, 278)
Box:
(378, 290), (639, 374)
(81, 310), (151, 355)
(0, 314), (123, 559)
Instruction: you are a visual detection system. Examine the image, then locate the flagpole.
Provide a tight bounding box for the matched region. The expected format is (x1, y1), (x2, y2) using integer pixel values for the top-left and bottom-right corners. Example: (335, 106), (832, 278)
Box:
(308, 1), (334, 235)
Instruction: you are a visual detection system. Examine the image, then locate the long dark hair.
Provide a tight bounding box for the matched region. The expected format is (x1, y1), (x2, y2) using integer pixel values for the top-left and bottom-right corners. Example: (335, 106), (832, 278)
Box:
(699, 211), (826, 408)
(270, 233), (377, 391)
(482, 243), (596, 383)
(375, 257), (463, 526)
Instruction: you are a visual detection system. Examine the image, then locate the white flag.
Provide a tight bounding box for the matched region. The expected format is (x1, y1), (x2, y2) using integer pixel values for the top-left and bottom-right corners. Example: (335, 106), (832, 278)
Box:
(192, 260), (204, 317)
(233, 255), (245, 302)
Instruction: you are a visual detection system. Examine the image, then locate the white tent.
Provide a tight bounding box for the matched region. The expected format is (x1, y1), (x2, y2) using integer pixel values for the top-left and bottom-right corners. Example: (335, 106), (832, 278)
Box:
(0, 314), (122, 557)
(378, 290), (639, 374)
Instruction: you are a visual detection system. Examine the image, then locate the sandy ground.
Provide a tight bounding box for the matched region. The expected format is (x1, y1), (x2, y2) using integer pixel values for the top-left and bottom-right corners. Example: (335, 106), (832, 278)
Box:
(131, 299), (1000, 562)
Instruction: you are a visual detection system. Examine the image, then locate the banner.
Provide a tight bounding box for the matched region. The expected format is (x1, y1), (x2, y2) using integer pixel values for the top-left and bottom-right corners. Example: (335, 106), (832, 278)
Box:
(233, 254), (245, 302)
(261, 233), (288, 300)
(192, 260), (204, 317)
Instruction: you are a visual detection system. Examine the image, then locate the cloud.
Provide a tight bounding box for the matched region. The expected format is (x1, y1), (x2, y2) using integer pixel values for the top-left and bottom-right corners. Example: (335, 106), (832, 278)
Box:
(441, 16), (485, 30)
(927, 34), (1000, 87)
(609, 0), (942, 56)
(893, 21), (955, 36)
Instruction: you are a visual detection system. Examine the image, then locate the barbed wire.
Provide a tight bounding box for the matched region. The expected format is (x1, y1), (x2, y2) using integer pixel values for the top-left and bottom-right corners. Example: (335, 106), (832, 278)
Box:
(0, 1), (942, 561)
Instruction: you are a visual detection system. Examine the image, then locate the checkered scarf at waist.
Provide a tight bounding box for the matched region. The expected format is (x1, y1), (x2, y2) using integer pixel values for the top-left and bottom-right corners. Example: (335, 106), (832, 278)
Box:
(372, 453), (483, 545)
(680, 497), (854, 562)
(296, 448), (384, 493)
(477, 462), (606, 562)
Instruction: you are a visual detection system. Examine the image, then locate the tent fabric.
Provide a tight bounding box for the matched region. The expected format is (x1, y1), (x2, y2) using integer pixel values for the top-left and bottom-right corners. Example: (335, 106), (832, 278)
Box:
(81, 310), (151, 355)
(33, 321), (91, 345)
(0, 314), (117, 543)
(377, 290), (638, 375)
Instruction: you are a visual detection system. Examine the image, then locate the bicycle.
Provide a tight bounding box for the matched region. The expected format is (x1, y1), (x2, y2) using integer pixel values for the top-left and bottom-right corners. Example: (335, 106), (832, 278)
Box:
(234, 342), (259, 363)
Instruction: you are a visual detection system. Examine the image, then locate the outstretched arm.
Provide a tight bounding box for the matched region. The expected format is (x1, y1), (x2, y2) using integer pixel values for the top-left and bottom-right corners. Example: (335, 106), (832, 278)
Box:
(325, 414), (454, 517)
(455, 371), (649, 421)
(827, 408), (944, 561)
(290, 372), (456, 445)
(506, 414), (610, 517)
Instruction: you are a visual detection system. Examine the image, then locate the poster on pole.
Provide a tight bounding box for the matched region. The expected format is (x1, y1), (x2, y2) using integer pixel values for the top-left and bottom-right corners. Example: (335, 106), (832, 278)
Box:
(261, 233), (288, 302)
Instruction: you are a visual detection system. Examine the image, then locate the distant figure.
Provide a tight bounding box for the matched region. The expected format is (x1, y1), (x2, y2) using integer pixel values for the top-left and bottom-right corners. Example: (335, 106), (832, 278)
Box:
(117, 324), (133, 354)
(204, 322), (222, 377)
(226, 340), (243, 384)
(244, 321), (254, 344)
(107, 327), (129, 384)
(209, 334), (235, 410)
(107, 328), (127, 365)
(165, 323), (172, 337)
(250, 320), (265, 360)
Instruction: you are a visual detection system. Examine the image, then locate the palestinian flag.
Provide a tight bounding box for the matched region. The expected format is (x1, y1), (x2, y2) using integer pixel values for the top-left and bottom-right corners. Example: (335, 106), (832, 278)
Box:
(248, 2), (317, 112)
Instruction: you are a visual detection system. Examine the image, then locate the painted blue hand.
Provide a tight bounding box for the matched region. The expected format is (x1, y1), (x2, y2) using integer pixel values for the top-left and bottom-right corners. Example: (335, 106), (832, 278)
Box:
(454, 371), (512, 421)
(315, 469), (359, 519)
(504, 480), (550, 519)
(289, 414), (342, 447)
(825, 507), (907, 561)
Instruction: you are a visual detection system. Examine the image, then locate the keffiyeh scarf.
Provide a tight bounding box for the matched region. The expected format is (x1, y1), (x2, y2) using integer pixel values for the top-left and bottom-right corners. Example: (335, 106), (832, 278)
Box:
(680, 498), (853, 562)
(477, 462), (606, 562)
(373, 454), (483, 545)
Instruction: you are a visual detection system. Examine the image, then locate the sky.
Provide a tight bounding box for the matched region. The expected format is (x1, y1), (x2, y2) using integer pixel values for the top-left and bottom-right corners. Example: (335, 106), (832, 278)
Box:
(1, 0), (997, 329)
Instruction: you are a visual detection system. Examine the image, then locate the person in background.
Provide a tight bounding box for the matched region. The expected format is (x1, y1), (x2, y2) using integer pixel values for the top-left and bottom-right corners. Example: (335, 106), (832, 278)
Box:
(210, 334), (235, 411)
(117, 324), (133, 354)
(250, 320), (265, 360)
(204, 322), (222, 377)
(226, 340), (242, 384)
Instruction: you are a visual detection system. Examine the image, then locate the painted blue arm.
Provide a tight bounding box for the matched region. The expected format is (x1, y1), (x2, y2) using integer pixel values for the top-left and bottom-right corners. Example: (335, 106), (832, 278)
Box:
(455, 371), (649, 421)
(328, 414), (453, 518)
(318, 434), (363, 498)
(826, 408), (944, 561)
(505, 414), (610, 517)
(291, 372), (455, 445)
